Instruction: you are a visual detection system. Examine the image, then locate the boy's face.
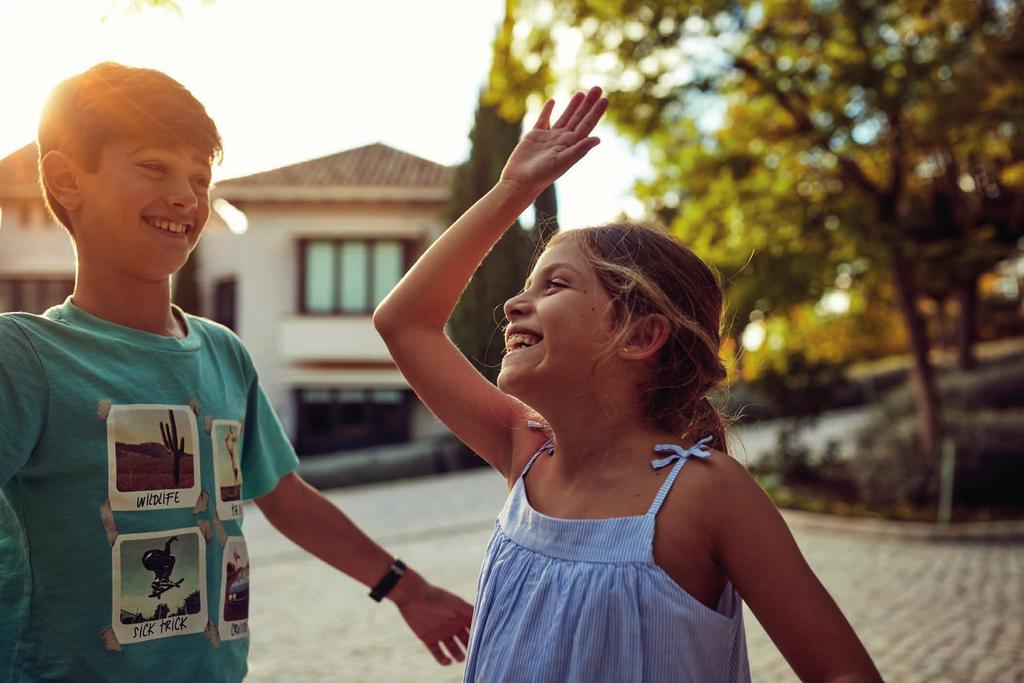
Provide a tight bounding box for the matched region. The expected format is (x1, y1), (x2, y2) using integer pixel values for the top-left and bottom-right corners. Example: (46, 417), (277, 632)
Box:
(73, 139), (212, 280)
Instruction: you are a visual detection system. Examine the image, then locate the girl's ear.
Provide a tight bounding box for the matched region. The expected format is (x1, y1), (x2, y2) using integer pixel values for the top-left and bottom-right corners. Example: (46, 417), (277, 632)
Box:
(40, 151), (83, 211)
(619, 314), (671, 361)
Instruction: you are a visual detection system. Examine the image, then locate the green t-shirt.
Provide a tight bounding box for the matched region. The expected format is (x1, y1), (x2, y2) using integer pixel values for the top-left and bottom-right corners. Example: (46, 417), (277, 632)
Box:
(0, 299), (299, 682)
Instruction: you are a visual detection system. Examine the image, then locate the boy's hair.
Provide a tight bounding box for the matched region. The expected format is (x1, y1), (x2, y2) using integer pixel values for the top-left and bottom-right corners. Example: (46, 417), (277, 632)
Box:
(37, 62), (223, 233)
(548, 223), (730, 450)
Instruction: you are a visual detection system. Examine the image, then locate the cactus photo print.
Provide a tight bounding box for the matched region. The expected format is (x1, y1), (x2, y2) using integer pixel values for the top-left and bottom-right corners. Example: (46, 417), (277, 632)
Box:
(106, 404), (201, 511)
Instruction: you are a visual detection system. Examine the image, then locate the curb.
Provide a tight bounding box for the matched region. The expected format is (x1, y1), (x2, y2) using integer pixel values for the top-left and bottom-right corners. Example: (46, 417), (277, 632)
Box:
(298, 437), (477, 489)
(780, 509), (1024, 541)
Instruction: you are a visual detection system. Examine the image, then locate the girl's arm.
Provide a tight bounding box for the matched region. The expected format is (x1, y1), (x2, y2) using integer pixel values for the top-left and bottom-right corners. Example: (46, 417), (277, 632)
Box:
(373, 88), (607, 479)
(711, 459), (883, 682)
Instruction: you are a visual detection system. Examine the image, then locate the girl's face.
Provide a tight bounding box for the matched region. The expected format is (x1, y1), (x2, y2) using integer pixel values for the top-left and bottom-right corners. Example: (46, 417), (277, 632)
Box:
(497, 239), (617, 402)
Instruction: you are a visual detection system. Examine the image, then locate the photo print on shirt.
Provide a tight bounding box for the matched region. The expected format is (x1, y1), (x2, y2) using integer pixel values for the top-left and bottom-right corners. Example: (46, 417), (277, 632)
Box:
(218, 536), (250, 640)
(106, 404), (201, 511)
(211, 419), (243, 520)
(111, 528), (207, 645)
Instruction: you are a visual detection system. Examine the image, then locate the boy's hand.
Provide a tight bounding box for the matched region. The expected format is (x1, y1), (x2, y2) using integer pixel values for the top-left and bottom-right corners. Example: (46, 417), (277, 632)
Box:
(392, 573), (473, 665)
(500, 86), (608, 196)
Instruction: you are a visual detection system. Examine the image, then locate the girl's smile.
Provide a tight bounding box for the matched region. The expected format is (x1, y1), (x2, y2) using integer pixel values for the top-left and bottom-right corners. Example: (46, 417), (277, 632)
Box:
(504, 327), (542, 353)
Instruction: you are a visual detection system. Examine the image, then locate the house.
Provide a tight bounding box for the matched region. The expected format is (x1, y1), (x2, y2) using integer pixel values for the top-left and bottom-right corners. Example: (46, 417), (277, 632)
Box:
(0, 144), (76, 312)
(1, 141), (459, 469)
(200, 143), (455, 458)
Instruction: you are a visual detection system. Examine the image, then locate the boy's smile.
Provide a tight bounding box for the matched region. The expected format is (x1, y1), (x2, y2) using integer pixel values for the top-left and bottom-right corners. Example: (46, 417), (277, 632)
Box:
(142, 215), (194, 236)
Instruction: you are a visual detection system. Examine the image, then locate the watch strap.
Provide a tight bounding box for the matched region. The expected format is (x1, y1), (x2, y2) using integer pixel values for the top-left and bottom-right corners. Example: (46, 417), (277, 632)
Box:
(369, 559), (407, 602)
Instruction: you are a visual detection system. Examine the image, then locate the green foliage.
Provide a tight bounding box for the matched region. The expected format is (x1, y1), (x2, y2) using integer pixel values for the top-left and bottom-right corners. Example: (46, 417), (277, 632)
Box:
(508, 0), (1024, 297)
(851, 410), (1024, 508)
(640, 117), (870, 340)
(742, 269), (907, 367)
(850, 356), (1024, 507)
(755, 420), (817, 482)
(947, 411), (1024, 507)
(492, 0), (1024, 459)
(879, 354), (1024, 415)
(749, 354), (1024, 513)
(484, 0), (558, 121)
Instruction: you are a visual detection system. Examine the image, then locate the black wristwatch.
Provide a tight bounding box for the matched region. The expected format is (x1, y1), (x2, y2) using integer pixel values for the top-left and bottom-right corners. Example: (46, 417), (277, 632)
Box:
(369, 559), (407, 602)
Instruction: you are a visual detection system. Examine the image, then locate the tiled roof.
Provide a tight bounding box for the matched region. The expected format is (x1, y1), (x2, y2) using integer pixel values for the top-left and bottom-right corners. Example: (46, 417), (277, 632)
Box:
(215, 143), (453, 190)
(0, 142), (453, 204)
(0, 143), (41, 199)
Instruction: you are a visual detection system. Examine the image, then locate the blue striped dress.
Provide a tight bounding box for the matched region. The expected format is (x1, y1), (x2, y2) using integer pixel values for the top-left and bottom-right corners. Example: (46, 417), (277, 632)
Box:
(463, 435), (751, 682)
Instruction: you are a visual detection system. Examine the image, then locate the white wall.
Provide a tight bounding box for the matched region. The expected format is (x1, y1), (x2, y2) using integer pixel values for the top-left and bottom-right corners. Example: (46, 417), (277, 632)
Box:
(197, 200), (446, 440)
(0, 200), (75, 276)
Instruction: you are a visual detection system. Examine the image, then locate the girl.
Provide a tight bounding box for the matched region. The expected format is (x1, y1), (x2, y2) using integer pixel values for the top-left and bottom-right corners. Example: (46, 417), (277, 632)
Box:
(374, 88), (881, 682)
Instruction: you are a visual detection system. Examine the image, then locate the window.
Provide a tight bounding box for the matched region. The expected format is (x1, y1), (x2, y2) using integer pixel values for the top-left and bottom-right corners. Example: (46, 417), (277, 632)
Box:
(0, 278), (74, 314)
(305, 242), (336, 313)
(300, 239), (406, 314)
(294, 388), (411, 455)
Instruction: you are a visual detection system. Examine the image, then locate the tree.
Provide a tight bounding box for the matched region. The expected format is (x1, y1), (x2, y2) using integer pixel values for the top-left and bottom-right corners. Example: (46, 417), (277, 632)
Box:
(445, 1), (562, 383)
(495, 0), (1024, 461)
(445, 102), (538, 383)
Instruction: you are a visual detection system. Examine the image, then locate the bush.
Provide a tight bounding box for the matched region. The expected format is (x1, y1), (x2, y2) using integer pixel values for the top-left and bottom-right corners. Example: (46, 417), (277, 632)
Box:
(849, 416), (938, 507)
(848, 410), (1024, 508)
(752, 420), (816, 481)
(945, 410), (1024, 507)
(848, 356), (1024, 508)
(879, 357), (1024, 416)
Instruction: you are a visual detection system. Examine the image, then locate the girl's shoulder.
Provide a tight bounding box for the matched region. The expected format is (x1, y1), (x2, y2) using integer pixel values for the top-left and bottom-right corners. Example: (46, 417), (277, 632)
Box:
(659, 447), (771, 539)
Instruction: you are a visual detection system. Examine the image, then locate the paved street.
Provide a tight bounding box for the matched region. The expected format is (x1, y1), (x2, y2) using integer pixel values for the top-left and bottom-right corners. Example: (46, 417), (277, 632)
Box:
(242, 468), (1024, 683)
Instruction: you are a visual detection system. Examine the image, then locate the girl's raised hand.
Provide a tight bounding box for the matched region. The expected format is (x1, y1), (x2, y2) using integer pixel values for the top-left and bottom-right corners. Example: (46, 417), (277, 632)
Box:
(500, 87), (608, 195)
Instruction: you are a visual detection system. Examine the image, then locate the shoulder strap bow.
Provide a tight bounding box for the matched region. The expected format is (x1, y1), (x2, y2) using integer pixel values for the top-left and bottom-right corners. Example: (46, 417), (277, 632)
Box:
(650, 435), (714, 470)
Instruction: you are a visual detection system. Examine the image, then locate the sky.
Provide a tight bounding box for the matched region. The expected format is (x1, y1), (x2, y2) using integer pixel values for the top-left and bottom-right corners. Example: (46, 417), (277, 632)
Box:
(0, 0), (648, 229)
(112, 406), (197, 451)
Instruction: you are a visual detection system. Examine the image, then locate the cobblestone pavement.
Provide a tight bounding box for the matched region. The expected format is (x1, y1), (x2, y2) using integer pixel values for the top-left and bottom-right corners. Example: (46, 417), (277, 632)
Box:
(242, 469), (1024, 683)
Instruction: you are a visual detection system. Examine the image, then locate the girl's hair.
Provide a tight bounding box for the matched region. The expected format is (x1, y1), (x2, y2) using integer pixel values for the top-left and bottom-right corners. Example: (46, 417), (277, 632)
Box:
(548, 222), (729, 451)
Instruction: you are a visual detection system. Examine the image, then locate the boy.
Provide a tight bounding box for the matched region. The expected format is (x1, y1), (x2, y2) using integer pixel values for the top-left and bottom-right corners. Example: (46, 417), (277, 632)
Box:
(0, 62), (471, 681)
